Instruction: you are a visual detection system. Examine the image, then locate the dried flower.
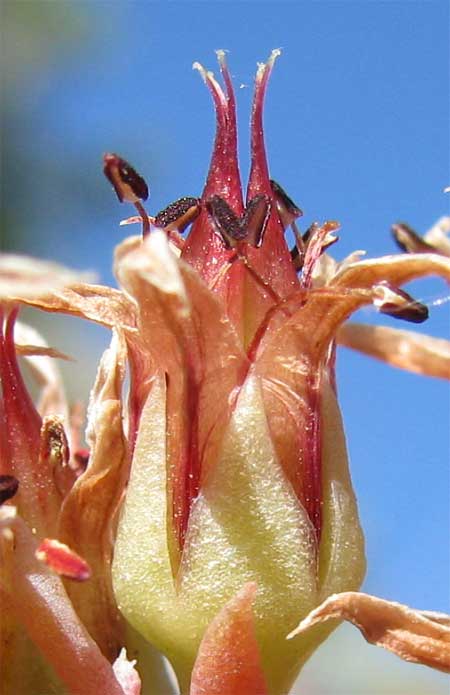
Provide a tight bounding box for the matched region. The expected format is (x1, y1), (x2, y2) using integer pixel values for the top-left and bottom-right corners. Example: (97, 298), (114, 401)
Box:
(1, 51), (449, 695)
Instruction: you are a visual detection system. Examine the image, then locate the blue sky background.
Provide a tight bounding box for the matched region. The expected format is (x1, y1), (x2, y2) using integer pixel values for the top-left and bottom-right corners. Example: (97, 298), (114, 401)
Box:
(2, 2), (449, 693)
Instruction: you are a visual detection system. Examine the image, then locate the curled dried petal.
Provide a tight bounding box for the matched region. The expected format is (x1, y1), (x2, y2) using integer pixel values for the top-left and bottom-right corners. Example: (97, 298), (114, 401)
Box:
(0, 254), (94, 299)
(423, 216), (450, 256)
(337, 323), (450, 380)
(58, 331), (128, 659)
(13, 283), (136, 330)
(287, 592), (450, 674)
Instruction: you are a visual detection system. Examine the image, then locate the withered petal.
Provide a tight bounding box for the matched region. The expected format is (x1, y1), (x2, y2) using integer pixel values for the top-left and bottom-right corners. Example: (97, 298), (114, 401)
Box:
(12, 282), (136, 330)
(190, 583), (268, 695)
(0, 253), (94, 299)
(58, 331), (128, 659)
(423, 216), (450, 256)
(332, 252), (450, 289)
(14, 320), (70, 420)
(337, 323), (450, 380)
(287, 591), (450, 674)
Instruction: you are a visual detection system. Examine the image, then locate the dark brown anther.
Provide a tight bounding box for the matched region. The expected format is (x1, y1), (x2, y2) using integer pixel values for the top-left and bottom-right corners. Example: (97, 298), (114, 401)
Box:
(270, 179), (303, 229)
(207, 195), (271, 248)
(0, 475), (19, 505)
(154, 197), (201, 233)
(377, 285), (429, 324)
(103, 153), (150, 238)
(302, 222), (318, 246)
(206, 196), (243, 247)
(242, 194), (271, 247)
(103, 153), (148, 203)
(391, 222), (437, 255)
(290, 244), (301, 267)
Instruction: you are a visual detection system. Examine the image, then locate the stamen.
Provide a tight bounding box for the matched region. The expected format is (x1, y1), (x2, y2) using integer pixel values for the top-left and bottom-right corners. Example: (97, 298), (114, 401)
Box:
(290, 221), (306, 271)
(206, 194), (271, 248)
(374, 284), (429, 323)
(241, 194), (271, 247)
(154, 197), (201, 233)
(206, 195), (244, 246)
(0, 475), (19, 505)
(103, 153), (150, 238)
(391, 222), (437, 255)
(270, 179), (303, 229)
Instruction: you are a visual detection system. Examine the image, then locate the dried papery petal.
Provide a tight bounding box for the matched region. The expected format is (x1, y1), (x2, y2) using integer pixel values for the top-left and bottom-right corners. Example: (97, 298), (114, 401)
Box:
(0, 309), (61, 537)
(112, 649), (142, 695)
(190, 583), (268, 695)
(287, 592), (450, 674)
(58, 331), (128, 659)
(115, 232), (247, 561)
(337, 323), (450, 379)
(35, 537), (91, 581)
(13, 282), (136, 330)
(0, 508), (127, 695)
(14, 319), (69, 421)
(0, 253), (94, 299)
(423, 216), (450, 256)
(332, 252), (450, 290)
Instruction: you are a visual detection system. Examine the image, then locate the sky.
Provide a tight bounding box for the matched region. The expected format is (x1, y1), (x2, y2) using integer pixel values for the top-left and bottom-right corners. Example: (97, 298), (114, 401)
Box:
(2, 2), (449, 693)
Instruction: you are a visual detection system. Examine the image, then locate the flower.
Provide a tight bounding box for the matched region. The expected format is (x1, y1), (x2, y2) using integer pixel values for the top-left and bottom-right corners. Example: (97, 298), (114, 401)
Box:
(1, 50), (450, 695)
